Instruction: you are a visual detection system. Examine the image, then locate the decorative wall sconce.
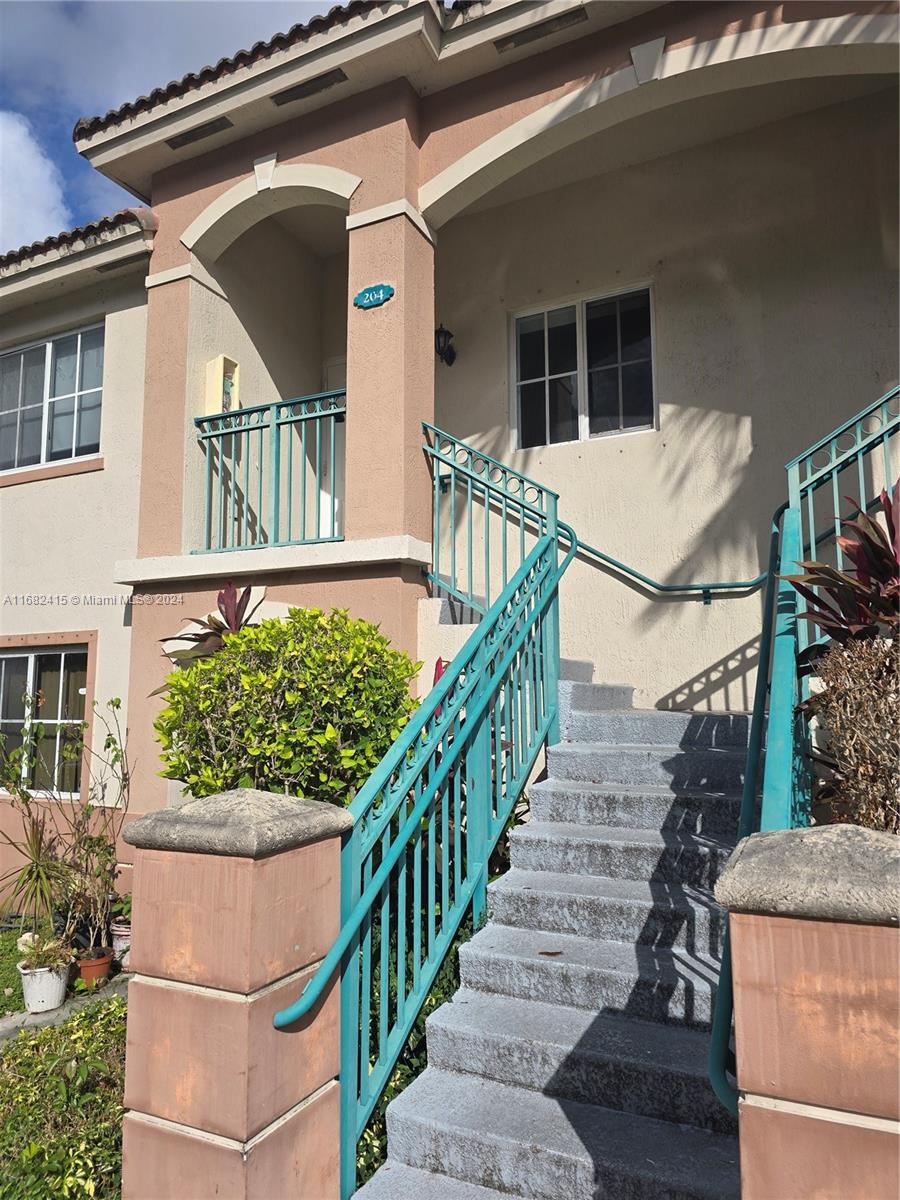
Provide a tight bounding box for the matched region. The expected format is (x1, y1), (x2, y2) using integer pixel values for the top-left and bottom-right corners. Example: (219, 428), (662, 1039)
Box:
(435, 324), (456, 366)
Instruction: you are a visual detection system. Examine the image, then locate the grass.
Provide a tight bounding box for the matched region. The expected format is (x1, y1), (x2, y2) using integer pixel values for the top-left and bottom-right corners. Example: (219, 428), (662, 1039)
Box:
(0, 927), (25, 1016)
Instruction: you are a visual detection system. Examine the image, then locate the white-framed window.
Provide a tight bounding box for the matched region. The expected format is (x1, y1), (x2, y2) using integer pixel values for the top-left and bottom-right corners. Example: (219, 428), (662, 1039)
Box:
(512, 287), (655, 448)
(0, 324), (104, 473)
(0, 646), (88, 795)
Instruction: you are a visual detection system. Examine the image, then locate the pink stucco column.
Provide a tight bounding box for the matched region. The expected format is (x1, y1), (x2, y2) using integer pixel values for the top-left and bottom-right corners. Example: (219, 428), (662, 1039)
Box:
(120, 789), (352, 1200)
(343, 213), (435, 545)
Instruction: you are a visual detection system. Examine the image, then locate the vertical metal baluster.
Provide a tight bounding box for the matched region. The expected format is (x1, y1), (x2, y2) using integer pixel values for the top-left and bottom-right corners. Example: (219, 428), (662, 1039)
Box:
(338, 827), (362, 1200)
(378, 828), (390, 1072)
(484, 488), (492, 609)
(501, 493), (508, 591)
(452, 745), (462, 908)
(269, 403), (280, 546)
(396, 825), (407, 1033)
(466, 475), (473, 605)
(855, 420), (866, 514)
(831, 446), (843, 571)
(229, 426), (238, 549)
(519, 502), (526, 574)
(286, 409), (294, 544)
(330, 407), (337, 539)
(432, 466), (441, 596)
(441, 736), (450, 933)
(802, 482), (816, 660)
(881, 403), (891, 485)
(412, 791), (422, 999)
(358, 853), (373, 1112)
(203, 432), (213, 551)
(427, 779), (436, 958)
(255, 425), (263, 548)
(315, 415), (322, 540)
(301, 417), (308, 543)
(241, 417), (250, 548)
(450, 472), (457, 597)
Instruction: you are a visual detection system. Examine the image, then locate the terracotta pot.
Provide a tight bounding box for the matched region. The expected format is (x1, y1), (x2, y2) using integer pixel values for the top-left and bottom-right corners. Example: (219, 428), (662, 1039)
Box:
(78, 950), (113, 984)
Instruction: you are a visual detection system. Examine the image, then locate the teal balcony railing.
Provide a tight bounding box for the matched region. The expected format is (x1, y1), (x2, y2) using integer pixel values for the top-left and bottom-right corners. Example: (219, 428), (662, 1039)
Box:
(193, 389), (346, 553)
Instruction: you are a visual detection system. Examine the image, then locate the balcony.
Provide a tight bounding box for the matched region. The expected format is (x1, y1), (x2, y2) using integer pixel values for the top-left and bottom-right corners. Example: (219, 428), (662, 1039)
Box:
(194, 390), (346, 553)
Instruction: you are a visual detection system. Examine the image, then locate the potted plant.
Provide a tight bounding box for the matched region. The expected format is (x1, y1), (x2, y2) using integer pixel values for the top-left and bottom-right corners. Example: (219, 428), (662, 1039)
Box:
(16, 935), (72, 1014)
(110, 892), (132, 968)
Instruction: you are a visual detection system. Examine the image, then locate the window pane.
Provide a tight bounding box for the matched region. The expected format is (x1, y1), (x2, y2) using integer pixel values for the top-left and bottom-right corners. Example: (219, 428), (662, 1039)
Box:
(620, 292), (651, 362)
(0, 727), (23, 764)
(21, 347), (45, 407)
(547, 306), (576, 376)
(548, 375), (578, 444)
(76, 393), (101, 455)
(622, 361), (654, 428)
(516, 314), (545, 382)
(0, 413), (17, 471)
(1, 658), (28, 721)
(62, 652), (88, 721)
(586, 299), (618, 369)
(47, 397), (75, 460)
(588, 367), (620, 435)
(518, 381), (546, 449)
(35, 654), (62, 720)
(30, 728), (59, 792)
(50, 335), (78, 397)
(17, 405), (42, 467)
(58, 725), (83, 794)
(0, 355), (20, 413)
(79, 328), (104, 391)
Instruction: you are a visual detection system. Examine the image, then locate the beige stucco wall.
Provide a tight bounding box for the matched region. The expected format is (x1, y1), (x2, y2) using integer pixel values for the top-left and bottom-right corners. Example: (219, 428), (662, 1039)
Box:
(434, 90), (899, 710)
(0, 273), (148, 732)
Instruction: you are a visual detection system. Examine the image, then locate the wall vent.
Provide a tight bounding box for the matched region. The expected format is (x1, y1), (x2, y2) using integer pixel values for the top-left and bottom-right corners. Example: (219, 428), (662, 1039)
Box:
(271, 68), (348, 107)
(493, 7), (587, 54)
(166, 116), (234, 150)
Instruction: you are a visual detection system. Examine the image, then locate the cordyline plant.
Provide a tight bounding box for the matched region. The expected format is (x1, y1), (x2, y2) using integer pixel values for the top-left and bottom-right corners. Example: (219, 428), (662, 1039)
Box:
(784, 481), (899, 657)
(160, 581), (264, 664)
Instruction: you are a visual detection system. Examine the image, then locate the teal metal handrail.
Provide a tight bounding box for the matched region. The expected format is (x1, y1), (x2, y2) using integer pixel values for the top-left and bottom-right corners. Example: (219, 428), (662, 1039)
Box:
(194, 389), (346, 552)
(274, 428), (575, 1199)
(708, 384), (899, 1114)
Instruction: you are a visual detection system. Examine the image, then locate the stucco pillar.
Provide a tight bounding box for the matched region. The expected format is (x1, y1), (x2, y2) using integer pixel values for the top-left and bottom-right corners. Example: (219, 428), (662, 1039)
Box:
(343, 214), (435, 544)
(715, 825), (899, 1200)
(120, 789), (352, 1200)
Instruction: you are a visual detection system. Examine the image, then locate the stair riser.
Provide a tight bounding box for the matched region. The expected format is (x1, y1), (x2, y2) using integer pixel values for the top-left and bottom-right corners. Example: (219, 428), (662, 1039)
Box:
(548, 747), (745, 791)
(424, 1020), (735, 1136)
(489, 886), (725, 954)
(388, 1109), (727, 1200)
(458, 945), (714, 1029)
(510, 833), (729, 887)
(566, 711), (750, 749)
(528, 787), (740, 835)
(560, 681), (635, 712)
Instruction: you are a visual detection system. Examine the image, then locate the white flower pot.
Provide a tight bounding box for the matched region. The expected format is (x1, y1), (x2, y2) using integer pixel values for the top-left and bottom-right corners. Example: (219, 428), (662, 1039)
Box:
(17, 961), (69, 1014)
(111, 922), (131, 968)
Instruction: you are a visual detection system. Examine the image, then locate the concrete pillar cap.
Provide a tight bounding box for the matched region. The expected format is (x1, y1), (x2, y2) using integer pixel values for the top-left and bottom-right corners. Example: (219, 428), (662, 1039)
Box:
(715, 824), (899, 925)
(123, 789), (353, 858)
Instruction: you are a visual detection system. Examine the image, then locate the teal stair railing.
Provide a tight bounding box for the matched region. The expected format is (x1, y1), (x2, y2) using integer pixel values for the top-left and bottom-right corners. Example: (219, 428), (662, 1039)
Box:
(709, 384), (900, 1115)
(194, 389), (346, 552)
(274, 424), (575, 1199)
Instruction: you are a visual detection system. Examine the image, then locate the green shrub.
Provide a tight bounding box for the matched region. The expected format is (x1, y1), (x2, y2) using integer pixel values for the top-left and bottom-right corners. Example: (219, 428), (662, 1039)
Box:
(0, 996), (126, 1199)
(155, 608), (419, 805)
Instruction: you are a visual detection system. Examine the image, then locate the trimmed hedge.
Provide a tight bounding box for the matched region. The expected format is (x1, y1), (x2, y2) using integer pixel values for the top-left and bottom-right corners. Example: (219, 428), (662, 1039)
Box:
(155, 607), (419, 805)
(0, 996), (126, 1199)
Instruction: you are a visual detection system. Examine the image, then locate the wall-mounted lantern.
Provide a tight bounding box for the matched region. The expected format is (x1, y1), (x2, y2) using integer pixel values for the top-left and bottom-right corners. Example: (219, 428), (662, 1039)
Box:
(434, 324), (456, 366)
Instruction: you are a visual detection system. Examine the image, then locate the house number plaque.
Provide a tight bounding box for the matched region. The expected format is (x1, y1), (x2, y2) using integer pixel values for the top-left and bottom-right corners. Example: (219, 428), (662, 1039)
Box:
(353, 283), (395, 310)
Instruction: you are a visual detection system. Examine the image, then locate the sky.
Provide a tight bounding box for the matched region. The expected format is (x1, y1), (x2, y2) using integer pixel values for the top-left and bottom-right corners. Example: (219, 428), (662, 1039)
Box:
(0, 0), (332, 254)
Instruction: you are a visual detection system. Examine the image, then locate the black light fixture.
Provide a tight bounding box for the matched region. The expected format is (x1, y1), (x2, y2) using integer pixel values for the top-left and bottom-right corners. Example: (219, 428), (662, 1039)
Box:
(435, 324), (456, 366)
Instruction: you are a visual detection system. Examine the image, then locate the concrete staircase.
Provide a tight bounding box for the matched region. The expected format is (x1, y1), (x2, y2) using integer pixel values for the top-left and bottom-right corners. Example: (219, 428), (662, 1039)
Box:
(356, 681), (746, 1199)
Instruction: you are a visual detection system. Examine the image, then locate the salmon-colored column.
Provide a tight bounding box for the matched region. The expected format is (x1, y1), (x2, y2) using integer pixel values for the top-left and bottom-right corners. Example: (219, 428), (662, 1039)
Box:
(715, 825), (899, 1200)
(120, 789), (352, 1200)
(343, 214), (435, 544)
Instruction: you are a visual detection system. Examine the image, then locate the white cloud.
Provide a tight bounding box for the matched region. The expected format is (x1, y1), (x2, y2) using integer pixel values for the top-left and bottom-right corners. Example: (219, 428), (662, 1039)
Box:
(0, 111), (72, 253)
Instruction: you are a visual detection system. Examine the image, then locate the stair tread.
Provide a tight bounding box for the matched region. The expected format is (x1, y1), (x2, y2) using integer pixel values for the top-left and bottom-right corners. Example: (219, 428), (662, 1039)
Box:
(462, 922), (721, 977)
(513, 821), (735, 850)
(429, 989), (715, 1078)
(553, 741), (746, 756)
(529, 779), (743, 800)
(355, 1161), (508, 1199)
(490, 867), (719, 906)
(389, 1068), (740, 1197)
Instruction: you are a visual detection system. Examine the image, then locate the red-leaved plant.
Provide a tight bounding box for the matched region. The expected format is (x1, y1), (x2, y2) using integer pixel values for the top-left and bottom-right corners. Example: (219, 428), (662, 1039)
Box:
(160, 582), (264, 664)
(784, 480), (898, 658)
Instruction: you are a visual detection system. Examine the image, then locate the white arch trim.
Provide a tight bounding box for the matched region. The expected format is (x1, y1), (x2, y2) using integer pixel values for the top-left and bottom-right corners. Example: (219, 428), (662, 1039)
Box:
(182, 161), (362, 261)
(420, 12), (898, 229)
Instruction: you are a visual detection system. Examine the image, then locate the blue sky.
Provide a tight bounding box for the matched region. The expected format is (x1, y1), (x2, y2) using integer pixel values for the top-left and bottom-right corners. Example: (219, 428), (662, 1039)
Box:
(0, 0), (330, 253)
